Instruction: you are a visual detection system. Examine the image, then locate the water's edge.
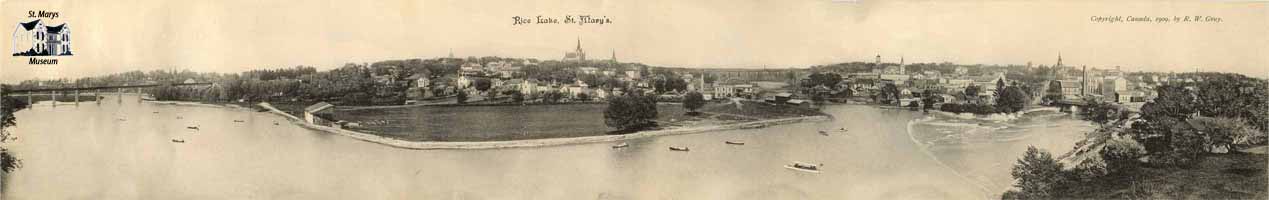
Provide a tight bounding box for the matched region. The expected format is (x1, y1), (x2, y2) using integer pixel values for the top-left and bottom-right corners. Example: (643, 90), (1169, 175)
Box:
(258, 102), (830, 150)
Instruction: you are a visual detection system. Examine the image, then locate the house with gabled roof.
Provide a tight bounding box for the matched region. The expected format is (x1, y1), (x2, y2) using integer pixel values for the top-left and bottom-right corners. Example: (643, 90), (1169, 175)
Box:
(12, 19), (72, 56)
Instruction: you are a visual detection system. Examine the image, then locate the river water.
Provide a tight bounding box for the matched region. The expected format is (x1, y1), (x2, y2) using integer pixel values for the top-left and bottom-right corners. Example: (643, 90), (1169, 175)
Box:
(2, 96), (1092, 199)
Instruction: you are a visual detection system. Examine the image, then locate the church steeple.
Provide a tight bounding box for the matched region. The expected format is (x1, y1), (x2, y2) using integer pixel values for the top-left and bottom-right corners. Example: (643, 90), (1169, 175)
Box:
(899, 56), (905, 74)
(611, 49), (617, 62)
(1056, 52), (1063, 68)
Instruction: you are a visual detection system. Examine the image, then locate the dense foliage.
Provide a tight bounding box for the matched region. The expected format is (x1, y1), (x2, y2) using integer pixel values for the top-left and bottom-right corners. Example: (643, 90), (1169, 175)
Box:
(1003, 147), (1068, 200)
(1, 85), (32, 173)
(604, 93), (658, 131)
(683, 91), (705, 114)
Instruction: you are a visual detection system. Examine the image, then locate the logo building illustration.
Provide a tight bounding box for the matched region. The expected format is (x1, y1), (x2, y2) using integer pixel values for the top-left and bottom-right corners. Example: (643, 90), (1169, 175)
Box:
(12, 19), (71, 56)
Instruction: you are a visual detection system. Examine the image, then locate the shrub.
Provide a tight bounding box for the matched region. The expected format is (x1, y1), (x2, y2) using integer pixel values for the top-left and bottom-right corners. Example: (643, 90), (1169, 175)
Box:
(1100, 138), (1146, 174)
(1005, 146), (1068, 199)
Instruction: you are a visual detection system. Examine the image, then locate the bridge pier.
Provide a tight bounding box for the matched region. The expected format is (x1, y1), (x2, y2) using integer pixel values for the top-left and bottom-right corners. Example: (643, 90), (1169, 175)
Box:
(51, 91), (57, 107)
(75, 90), (80, 106)
(26, 93), (32, 107)
(118, 88), (123, 104)
(95, 90), (100, 104)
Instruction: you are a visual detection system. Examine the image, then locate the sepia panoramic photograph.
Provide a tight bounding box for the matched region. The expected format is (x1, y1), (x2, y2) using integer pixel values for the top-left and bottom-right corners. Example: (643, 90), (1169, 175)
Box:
(1, 0), (1266, 199)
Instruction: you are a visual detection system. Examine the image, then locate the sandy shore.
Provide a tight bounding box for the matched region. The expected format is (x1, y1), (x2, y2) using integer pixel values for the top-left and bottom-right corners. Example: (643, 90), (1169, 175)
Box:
(258, 102), (829, 150)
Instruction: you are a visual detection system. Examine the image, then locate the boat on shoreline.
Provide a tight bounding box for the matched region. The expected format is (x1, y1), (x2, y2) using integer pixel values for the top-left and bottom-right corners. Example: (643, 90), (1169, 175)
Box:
(669, 146), (690, 151)
(784, 162), (822, 173)
(612, 143), (629, 148)
(725, 141), (745, 145)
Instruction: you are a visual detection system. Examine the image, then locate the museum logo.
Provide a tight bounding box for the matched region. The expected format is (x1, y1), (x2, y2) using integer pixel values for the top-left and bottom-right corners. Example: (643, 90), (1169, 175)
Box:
(12, 10), (69, 65)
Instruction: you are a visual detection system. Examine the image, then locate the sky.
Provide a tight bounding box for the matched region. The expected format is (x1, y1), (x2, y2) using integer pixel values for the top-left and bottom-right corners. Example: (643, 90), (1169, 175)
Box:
(2, 0), (1266, 83)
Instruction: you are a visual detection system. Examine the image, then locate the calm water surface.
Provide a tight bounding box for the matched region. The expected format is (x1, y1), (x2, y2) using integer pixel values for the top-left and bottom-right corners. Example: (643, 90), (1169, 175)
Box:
(2, 96), (1092, 199)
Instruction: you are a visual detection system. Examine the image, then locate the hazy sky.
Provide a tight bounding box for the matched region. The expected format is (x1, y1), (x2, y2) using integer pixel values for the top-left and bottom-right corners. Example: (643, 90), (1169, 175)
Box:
(2, 0), (1266, 82)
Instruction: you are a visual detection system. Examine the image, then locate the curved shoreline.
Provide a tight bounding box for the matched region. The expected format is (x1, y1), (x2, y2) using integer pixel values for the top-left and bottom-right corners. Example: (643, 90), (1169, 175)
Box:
(258, 102), (829, 150)
(904, 115), (996, 199)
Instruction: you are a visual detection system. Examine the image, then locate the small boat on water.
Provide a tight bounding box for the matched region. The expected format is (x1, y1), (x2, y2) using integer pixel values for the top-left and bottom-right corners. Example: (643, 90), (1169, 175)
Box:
(612, 143), (629, 148)
(171, 139), (185, 143)
(176, 116), (183, 119)
(273, 122), (280, 125)
(233, 120), (245, 123)
(839, 128), (848, 132)
(725, 141), (745, 145)
(669, 146), (690, 151)
(152, 111), (159, 114)
(818, 130), (829, 136)
(186, 126), (199, 130)
(784, 162), (822, 173)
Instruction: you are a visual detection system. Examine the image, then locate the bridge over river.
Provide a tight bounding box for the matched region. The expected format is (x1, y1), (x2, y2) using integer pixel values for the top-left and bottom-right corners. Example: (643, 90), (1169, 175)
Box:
(2, 82), (213, 106)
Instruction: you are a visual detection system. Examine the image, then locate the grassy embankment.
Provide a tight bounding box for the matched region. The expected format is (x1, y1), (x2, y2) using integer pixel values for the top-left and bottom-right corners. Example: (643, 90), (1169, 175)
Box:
(269, 100), (826, 142)
(1058, 152), (1266, 199)
(1049, 117), (1267, 199)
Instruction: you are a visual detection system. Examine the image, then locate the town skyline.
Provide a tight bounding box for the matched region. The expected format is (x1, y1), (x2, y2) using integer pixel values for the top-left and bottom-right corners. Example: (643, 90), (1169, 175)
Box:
(3, 0), (1265, 82)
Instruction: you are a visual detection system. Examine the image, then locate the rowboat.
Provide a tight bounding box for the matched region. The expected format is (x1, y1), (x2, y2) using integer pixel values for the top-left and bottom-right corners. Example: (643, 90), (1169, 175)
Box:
(669, 146), (690, 151)
(725, 141), (745, 145)
(818, 130), (829, 136)
(233, 120), (245, 123)
(186, 126), (199, 130)
(612, 143), (629, 148)
(784, 162), (822, 173)
(171, 139), (185, 143)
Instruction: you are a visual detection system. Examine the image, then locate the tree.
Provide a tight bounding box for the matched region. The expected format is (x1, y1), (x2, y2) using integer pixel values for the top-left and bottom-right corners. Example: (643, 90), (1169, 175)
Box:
(964, 84), (981, 103)
(605, 93), (659, 131)
(576, 92), (591, 101)
(996, 85), (1029, 113)
(541, 91), (564, 104)
(683, 92), (705, 115)
(1193, 74), (1269, 131)
(881, 83), (900, 104)
(1, 86), (31, 173)
(1079, 100), (1128, 126)
(1140, 84), (1196, 121)
(473, 78), (492, 91)
(456, 90), (468, 104)
(1004, 146), (1068, 200)
(1100, 138), (1146, 175)
(801, 72), (843, 89)
(1188, 117), (1260, 152)
(921, 90), (944, 111)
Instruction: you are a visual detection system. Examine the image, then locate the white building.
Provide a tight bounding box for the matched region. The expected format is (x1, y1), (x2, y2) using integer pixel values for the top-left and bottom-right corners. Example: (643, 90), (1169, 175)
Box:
(12, 19), (71, 56)
(456, 76), (473, 89)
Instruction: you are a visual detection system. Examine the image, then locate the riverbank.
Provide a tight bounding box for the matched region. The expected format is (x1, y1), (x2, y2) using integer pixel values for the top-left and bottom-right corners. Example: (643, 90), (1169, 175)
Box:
(905, 105), (1094, 199)
(258, 102), (829, 150)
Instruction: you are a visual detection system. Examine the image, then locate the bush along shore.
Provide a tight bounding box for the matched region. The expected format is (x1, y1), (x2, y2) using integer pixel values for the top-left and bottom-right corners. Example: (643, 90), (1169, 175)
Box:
(258, 102), (829, 150)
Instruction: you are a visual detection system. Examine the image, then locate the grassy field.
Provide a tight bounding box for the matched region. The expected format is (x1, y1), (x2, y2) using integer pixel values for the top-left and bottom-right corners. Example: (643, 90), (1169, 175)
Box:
(1058, 153), (1267, 199)
(270, 100), (825, 142)
(332, 103), (741, 142)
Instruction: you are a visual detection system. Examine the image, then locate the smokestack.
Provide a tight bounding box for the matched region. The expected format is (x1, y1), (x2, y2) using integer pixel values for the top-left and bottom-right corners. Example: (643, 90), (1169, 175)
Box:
(1081, 65), (1087, 96)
